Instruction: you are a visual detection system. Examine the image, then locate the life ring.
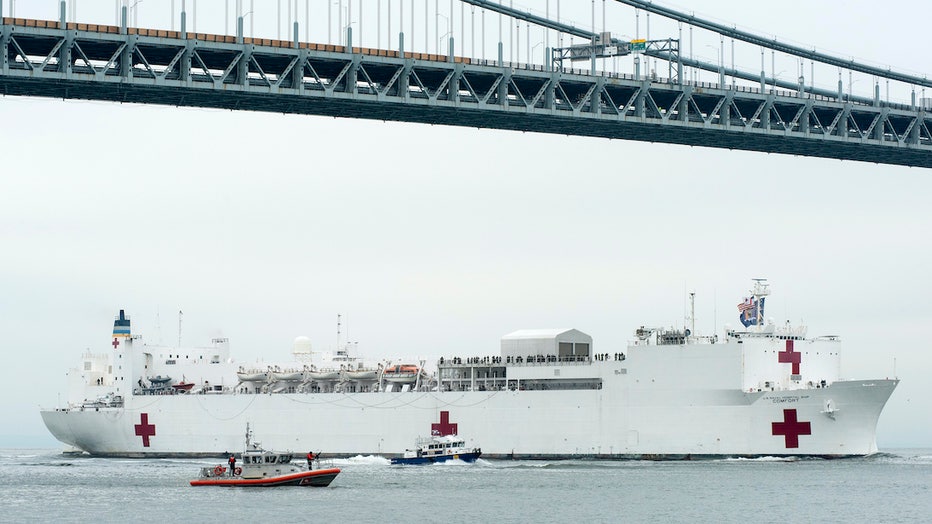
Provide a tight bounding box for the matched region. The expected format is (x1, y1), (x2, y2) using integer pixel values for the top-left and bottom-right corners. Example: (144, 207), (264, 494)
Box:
(214, 465), (225, 476)
(234, 467), (242, 476)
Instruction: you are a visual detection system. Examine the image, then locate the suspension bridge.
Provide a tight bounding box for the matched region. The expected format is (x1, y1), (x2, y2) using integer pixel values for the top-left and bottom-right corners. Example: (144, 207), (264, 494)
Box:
(2, 0), (931, 168)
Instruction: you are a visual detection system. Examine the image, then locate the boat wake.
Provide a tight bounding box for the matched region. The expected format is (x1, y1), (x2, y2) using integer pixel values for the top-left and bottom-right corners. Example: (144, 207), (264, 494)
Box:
(422, 458), (481, 466)
(722, 456), (801, 463)
(864, 451), (932, 464)
(337, 455), (391, 466)
(19, 461), (76, 467)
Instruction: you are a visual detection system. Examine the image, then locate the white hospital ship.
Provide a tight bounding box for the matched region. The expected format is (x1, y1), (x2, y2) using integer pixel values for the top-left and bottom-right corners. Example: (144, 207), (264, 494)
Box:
(40, 280), (898, 458)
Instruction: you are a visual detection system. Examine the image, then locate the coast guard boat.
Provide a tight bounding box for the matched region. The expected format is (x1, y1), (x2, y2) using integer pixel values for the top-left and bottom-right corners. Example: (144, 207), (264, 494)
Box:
(40, 280), (898, 459)
(190, 425), (340, 487)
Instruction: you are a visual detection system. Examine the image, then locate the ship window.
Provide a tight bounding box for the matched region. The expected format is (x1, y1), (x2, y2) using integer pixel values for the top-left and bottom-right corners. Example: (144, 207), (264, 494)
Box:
(575, 343), (590, 356)
(84, 362), (92, 371)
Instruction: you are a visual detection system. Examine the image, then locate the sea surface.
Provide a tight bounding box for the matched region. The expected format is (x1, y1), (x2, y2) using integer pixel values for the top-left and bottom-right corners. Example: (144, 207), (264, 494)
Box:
(3, 448), (930, 523)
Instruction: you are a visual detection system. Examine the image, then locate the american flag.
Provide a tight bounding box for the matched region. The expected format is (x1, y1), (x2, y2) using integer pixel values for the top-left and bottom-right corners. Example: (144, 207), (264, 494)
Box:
(737, 297), (755, 312)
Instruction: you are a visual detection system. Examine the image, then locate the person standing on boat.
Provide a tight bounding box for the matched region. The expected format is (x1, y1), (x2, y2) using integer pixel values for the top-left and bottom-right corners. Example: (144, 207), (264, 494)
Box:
(228, 454), (236, 476)
(306, 451), (315, 470)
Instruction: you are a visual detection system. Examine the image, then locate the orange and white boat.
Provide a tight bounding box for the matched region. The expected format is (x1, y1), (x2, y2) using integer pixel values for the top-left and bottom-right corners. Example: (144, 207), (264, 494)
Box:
(190, 425), (339, 487)
(381, 364), (421, 384)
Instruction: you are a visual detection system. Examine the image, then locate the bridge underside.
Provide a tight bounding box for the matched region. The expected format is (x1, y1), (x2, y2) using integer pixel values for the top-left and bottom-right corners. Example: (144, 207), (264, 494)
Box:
(3, 21), (932, 168)
(5, 76), (928, 168)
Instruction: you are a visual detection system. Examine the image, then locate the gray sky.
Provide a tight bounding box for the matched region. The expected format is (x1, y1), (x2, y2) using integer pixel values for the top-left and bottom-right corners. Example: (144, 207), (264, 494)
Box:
(2, 0), (930, 448)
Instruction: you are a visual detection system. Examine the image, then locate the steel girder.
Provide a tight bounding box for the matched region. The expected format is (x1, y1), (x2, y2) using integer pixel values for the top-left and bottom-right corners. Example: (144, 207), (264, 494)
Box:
(2, 21), (931, 168)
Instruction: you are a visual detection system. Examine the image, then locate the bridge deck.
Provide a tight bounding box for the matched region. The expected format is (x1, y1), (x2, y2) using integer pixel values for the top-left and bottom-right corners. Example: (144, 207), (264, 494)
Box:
(3, 18), (931, 168)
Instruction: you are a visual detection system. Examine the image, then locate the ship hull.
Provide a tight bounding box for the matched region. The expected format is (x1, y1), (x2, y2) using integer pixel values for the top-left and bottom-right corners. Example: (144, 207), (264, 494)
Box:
(40, 378), (897, 459)
(189, 468), (341, 487)
(391, 452), (482, 465)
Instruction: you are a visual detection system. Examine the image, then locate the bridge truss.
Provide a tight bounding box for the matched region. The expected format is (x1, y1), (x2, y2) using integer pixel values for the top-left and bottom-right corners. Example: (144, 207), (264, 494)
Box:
(2, 13), (932, 168)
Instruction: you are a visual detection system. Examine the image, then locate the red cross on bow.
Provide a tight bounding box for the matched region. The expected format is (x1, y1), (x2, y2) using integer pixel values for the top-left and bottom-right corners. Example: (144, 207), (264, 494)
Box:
(134, 413), (156, 447)
(431, 411), (458, 436)
(112, 338), (120, 349)
(778, 339), (801, 375)
(771, 408), (811, 448)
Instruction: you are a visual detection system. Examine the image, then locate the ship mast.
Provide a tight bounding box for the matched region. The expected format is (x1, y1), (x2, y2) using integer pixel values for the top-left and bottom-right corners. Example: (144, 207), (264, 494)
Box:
(687, 291), (696, 336)
(336, 314), (342, 356)
(751, 279), (770, 328)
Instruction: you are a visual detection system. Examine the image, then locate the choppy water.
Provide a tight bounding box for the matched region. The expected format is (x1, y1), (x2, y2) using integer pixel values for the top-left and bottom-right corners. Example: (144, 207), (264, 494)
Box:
(3, 449), (930, 523)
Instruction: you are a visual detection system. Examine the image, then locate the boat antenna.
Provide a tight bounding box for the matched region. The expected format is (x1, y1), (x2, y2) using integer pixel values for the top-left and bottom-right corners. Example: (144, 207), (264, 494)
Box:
(337, 314), (341, 352)
(178, 310), (183, 347)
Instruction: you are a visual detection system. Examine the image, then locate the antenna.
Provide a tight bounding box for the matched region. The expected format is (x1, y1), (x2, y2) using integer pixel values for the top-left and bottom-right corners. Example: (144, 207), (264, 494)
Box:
(337, 314), (342, 351)
(178, 310), (183, 347)
(689, 292), (696, 336)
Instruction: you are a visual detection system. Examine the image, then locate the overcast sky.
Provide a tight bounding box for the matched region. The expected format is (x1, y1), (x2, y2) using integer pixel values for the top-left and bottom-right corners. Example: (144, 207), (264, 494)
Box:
(2, 0), (930, 448)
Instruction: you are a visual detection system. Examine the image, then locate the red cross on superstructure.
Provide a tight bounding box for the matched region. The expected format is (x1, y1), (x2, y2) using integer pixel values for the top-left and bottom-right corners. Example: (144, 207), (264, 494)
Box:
(134, 413), (156, 447)
(778, 339), (801, 375)
(431, 411), (458, 436)
(771, 408), (811, 448)
(112, 338), (120, 349)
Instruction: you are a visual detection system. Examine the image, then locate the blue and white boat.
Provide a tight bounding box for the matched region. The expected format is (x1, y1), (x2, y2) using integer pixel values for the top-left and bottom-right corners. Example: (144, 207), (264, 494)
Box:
(390, 435), (482, 465)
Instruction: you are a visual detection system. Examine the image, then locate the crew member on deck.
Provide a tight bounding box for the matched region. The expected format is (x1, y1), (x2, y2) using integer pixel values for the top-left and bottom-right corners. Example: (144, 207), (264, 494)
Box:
(228, 454), (236, 476)
(306, 451), (315, 469)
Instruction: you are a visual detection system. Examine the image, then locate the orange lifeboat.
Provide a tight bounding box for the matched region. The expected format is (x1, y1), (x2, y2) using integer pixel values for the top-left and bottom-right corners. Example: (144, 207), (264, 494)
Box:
(382, 364), (420, 384)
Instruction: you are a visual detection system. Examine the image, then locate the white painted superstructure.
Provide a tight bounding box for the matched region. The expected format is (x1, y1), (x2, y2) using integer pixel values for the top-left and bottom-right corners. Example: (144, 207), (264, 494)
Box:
(41, 281), (898, 458)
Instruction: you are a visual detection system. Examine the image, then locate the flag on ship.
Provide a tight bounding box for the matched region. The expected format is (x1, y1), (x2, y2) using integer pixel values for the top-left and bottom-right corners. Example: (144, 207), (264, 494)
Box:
(738, 297), (765, 327)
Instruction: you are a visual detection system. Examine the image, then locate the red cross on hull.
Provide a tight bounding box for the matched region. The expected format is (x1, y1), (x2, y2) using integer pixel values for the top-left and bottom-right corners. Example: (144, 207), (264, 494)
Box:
(772, 408), (811, 448)
(431, 411), (458, 436)
(778, 339), (801, 375)
(134, 413), (156, 447)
